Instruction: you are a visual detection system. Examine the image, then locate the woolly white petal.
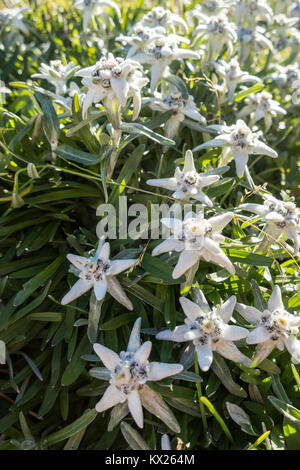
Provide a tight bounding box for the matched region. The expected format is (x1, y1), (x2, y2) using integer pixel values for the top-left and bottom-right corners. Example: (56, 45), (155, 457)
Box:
(161, 434), (171, 450)
(179, 297), (204, 321)
(147, 178), (178, 191)
(98, 242), (110, 262)
(284, 336), (300, 363)
(152, 238), (184, 256)
(93, 343), (120, 370)
(208, 212), (234, 233)
(233, 151), (249, 178)
(134, 341), (152, 363)
(252, 140), (278, 158)
(195, 340), (213, 372)
(108, 259), (135, 276)
(128, 389), (144, 428)
(93, 279), (107, 301)
(156, 325), (191, 342)
(172, 250), (200, 279)
(220, 324), (249, 341)
(215, 340), (252, 367)
(183, 150), (195, 172)
(238, 203), (266, 216)
(127, 317), (141, 353)
(66, 254), (88, 270)
(235, 303), (261, 324)
(110, 77), (129, 107)
(216, 296), (237, 323)
(147, 362), (183, 381)
(95, 385), (121, 412)
(268, 285), (284, 312)
(61, 279), (93, 305)
(150, 63), (167, 92)
(246, 325), (270, 344)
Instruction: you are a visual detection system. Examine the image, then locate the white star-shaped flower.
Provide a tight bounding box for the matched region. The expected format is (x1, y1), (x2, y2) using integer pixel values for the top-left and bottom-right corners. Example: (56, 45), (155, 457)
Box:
(61, 238), (136, 310)
(93, 317), (183, 428)
(192, 14), (237, 59)
(265, 63), (300, 90)
(140, 7), (188, 33)
(235, 0), (274, 25)
(238, 26), (273, 63)
(133, 36), (199, 92)
(73, 0), (120, 31)
(116, 25), (167, 59)
(193, 119), (278, 178)
(147, 91), (206, 139)
(190, 0), (234, 18)
(239, 194), (300, 255)
(0, 7), (30, 37)
(152, 211), (235, 278)
(157, 293), (250, 371)
(75, 53), (148, 121)
(147, 149), (219, 207)
(32, 60), (80, 95)
(211, 58), (261, 103)
(236, 286), (300, 364)
(238, 91), (286, 131)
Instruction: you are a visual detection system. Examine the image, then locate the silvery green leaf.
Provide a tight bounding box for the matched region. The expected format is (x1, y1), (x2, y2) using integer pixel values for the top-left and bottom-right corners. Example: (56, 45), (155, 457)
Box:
(108, 402), (129, 432)
(226, 402), (257, 435)
(140, 385), (181, 433)
(89, 367), (111, 381)
(120, 422), (151, 450)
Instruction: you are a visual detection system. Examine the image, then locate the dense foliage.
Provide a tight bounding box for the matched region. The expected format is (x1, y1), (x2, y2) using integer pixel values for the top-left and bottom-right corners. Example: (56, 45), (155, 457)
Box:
(0, 0), (300, 451)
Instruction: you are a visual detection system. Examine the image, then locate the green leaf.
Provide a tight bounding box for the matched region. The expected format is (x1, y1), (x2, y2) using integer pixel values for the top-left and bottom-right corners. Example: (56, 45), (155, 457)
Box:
(43, 409), (97, 446)
(234, 82), (264, 102)
(120, 422), (151, 450)
(164, 75), (189, 99)
(13, 255), (65, 307)
(120, 122), (175, 146)
(56, 144), (101, 165)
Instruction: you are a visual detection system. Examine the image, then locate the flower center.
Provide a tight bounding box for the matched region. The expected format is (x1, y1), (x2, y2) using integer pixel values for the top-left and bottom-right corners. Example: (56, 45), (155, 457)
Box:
(110, 353), (149, 397)
(260, 309), (297, 341)
(192, 313), (222, 345)
(80, 258), (110, 282)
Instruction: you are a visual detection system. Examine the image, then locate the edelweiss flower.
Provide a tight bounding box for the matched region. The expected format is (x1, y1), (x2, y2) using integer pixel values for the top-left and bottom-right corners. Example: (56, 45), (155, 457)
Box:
(235, 0), (274, 26)
(152, 211), (235, 278)
(61, 238), (136, 309)
(116, 25), (166, 59)
(156, 293), (251, 371)
(271, 14), (300, 50)
(74, 0), (120, 31)
(147, 149), (219, 207)
(238, 91), (286, 131)
(141, 7), (187, 33)
(265, 63), (300, 90)
(211, 58), (261, 103)
(236, 286), (300, 364)
(193, 119), (278, 178)
(134, 36), (199, 92)
(93, 317), (183, 428)
(192, 14), (237, 59)
(75, 54), (148, 123)
(239, 194), (300, 255)
(0, 7), (30, 37)
(238, 26), (273, 63)
(190, 0), (234, 17)
(148, 91), (206, 139)
(32, 60), (80, 95)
